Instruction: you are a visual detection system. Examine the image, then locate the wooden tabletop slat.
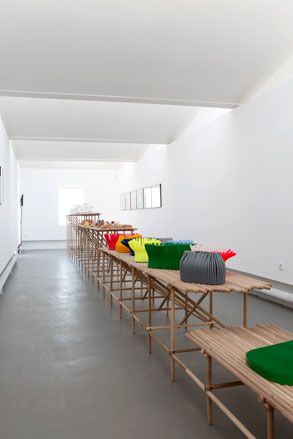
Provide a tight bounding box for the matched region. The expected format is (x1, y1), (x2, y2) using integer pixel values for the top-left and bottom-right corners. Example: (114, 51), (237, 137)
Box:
(78, 225), (136, 232)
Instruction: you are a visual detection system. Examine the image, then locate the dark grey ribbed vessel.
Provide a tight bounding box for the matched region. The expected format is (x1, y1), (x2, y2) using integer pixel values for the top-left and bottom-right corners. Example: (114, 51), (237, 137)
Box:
(180, 251), (226, 284)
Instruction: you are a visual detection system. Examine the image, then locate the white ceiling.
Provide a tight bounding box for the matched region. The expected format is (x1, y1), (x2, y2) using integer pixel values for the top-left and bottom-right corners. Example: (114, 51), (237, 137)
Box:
(0, 0), (293, 106)
(0, 97), (197, 144)
(0, 96), (198, 161)
(1, 1), (293, 163)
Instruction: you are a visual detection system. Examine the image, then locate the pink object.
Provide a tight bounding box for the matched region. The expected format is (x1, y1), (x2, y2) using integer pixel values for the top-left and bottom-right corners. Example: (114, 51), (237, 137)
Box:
(217, 249), (237, 262)
(105, 233), (120, 250)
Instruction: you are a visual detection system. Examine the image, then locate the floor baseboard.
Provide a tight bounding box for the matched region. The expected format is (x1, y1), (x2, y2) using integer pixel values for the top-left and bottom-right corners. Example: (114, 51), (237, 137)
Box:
(0, 253), (18, 294)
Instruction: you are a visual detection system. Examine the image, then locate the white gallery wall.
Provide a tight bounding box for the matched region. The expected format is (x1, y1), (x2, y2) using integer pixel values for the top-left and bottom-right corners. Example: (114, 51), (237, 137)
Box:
(20, 167), (121, 242)
(0, 116), (19, 288)
(119, 78), (293, 285)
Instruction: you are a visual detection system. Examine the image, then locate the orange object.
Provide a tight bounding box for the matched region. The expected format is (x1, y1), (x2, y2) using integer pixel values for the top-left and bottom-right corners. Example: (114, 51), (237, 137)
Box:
(115, 234), (141, 253)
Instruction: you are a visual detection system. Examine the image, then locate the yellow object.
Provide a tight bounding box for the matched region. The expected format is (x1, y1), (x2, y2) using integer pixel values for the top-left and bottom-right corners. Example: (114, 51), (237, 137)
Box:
(82, 220), (93, 226)
(115, 234), (141, 253)
(129, 238), (161, 262)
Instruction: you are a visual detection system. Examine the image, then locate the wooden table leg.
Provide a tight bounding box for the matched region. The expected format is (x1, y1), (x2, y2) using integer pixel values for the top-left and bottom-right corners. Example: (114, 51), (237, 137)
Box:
(148, 276), (152, 354)
(102, 252), (106, 299)
(206, 353), (213, 425)
(265, 403), (274, 439)
(131, 267), (136, 334)
(170, 287), (176, 381)
(97, 249), (101, 287)
(209, 292), (213, 329)
(119, 262), (123, 319)
(184, 293), (188, 332)
(110, 259), (113, 308)
(243, 292), (248, 328)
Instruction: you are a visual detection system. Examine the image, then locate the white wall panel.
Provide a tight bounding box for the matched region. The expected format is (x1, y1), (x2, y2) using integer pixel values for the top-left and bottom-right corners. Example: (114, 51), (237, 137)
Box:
(119, 79), (293, 284)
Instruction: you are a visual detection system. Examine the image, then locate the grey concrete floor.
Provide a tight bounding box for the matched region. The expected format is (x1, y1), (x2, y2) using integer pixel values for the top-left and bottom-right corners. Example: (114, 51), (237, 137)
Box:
(0, 250), (292, 439)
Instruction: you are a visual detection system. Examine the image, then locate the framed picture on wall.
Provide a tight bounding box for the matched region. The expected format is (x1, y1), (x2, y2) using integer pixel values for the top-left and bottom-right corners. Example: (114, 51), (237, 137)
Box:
(130, 190), (137, 210)
(125, 185), (162, 210)
(137, 188), (144, 209)
(125, 192), (131, 210)
(0, 166), (4, 205)
(120, 193), (126, 210)
(143, 187), (152, 209)
(151, 184), (162, 208)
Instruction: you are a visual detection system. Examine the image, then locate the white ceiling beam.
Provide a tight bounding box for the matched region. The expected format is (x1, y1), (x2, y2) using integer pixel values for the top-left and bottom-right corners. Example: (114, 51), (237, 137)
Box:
(11, 139), (150, 162)
(0, 89), (238, 109)
(9, 135), (166, 145)
(16, 156), (137, 163)
(18, 160), (124, 169)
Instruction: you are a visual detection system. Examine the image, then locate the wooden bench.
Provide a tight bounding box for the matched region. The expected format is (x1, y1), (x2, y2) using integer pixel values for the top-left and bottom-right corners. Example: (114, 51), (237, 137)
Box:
(186, 324), (293, 439)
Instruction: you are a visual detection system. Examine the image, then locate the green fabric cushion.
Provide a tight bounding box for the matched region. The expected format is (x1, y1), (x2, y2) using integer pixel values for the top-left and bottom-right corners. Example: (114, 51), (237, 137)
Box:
(145, 243), (191, 270)
(246, 340), (293, 385)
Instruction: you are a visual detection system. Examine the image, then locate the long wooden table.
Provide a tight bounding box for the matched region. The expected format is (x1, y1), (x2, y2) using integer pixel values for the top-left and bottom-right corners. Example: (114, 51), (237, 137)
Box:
(66, 213), (101, 256)
(98, 248), (271, 381)
(186, 324), (293, 439)
(69, 228), (293, 438)
(70, 225), (136, 271)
